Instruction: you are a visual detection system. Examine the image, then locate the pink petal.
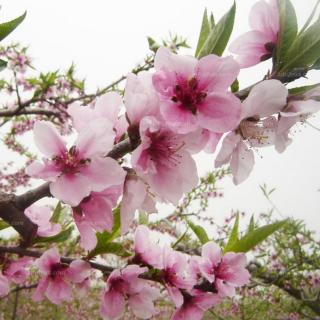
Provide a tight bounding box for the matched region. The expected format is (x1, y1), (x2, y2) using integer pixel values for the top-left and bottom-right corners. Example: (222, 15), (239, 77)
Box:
(67, 260), (91, 283)
(46, 278), (72, 305)
(0, 272), (9, 297)
(68, 102), (95, 132)
(100, 290), (126, 320)
(32, 277), (49, 302)
(36, 248), (60, 275)
(171, 305), (204, 320)
(230, 140), (255, 185)
(33, 121), (66, 157)
(215, 132), (241, 168)
(166, 285), (184, 307)
(241, 80), (288, 120)
(197, 93), (241, 133)
(196, 55), (239, 92)
(95, 92), (122, 124)
(25, 160), (60, 181)
(216, 278), (236, 298)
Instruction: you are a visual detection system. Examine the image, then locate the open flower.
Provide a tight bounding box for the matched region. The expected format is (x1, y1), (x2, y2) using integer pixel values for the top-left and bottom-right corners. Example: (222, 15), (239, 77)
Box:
(199, 241), (250, 298)
(73, 184), (124, 251)
(3, 257), (32, 285)
(152, 47), (241, 134)
(25, 205), (61, 237)
(26, 120), (125, 206)
(215, 80), (288, 184)
(229, 0), (279, 68)
(33, 248), (91, 305)
(100, 265), (159, 320)
(131, 116), (198, 205)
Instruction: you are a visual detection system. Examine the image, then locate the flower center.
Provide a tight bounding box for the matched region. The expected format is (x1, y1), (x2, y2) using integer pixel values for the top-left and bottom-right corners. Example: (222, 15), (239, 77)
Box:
(148, 132), (184, 168)
(53, 146), (90, 174)
(50, 262), (69, 279)
(171, 77), (207, 115)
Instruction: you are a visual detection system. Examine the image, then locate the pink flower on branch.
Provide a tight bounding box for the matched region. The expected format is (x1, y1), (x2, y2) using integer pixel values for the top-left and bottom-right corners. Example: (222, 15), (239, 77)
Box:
(229, 0), (279, 68)
(199, 241), (250, 298)
(3, 257), (33, 285)
(33, 248), (91, 305)
(25, 205), (61, 237)
(100, 264), (159, 320)
(26, 120), (125, 206)
(152, 47), (241, 134)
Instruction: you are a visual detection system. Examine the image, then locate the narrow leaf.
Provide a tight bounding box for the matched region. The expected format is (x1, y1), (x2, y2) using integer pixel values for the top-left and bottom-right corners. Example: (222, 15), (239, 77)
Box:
(50, 202), (62, 223)
(195, 9), (211, 57)
(224, 213), (239, 253)
(289, 83), (320, 95)
(248, 215), (255, 232)
(0, 219), (10, 231)
(34, 227), (73, 243)
(0, 12), (27, 42)
(299, 0), (320, 35)
(188, 220), (209, 244)
(89, 241), (131, 258)
(197, 1), (236, 58)
(172, 228), (189, 249)
(225, 220), (287, 253)
(0, 59), (7, 72)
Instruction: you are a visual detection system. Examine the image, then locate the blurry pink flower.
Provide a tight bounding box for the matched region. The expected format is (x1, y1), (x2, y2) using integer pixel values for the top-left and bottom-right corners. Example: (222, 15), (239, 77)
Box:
(215, 80), (288, 184)
(161, 247), (195, 307)
(73, 184), (124, 251)
(152, 47), (241, 134)
(33, 248), (91, 305)
(120, 172), (156, 234)
(124, 72), (160, 125)
(199, 241), (250, 298)
(68, 92), (126, 141)
(26, 120), (125, 206)
(229, 0), (279, 68)
(3, 257), (32, 284)
(131, 116), (198, 204)
(171, 289), (220, 320)
(132, 225), (163, 269)
(0, 271), (9, 298)
(100, 265), (159, 320)
(25, 205), (61, 237)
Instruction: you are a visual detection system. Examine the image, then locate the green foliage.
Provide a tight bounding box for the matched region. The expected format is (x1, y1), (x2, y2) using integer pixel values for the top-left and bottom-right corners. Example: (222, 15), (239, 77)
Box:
(0, 219), (10, 230)
(223, 212), (239, 253)
(195, 9), (212, 57)
(0, 11), (26, 42)
(224, 220), (287, 253)
(187, 220), (209, 244)
(196, 2), (236, 58)
(34, 226), (73, 244)
(231, 79), (239, 93)
(0, 59), (7, 72)
(289, 83), (320, 95)
(50, 202), (63, 223)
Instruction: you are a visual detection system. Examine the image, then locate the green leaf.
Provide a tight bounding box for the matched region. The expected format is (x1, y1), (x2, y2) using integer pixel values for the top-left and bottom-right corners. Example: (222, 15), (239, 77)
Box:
(275, 0), (298, 69)
(299, 0), (320, 36)
(50, 202), (62, 223)
(138, 211), (148, 225)
(0, 59), (7, 72)
(248, 215), (255, 233)
(34, 227), (73, 243)
(0, 12), (27, 42)
(197, 1), (236, 58)
(195, 9), (211, 57)
(281, 17), (320, 71)
(311, 57), (320, 70)
(225, 220), (287, 253)
(224, 213), (239, 253)
(0, 219), (10, 231)
(188, 220), (209, 244)
(289, 83), (320, 95)
(231, 78), (239, 93)
(172, 228), (189, 249)
(147, 36), (159, 53)
(89, 241), (131, 258)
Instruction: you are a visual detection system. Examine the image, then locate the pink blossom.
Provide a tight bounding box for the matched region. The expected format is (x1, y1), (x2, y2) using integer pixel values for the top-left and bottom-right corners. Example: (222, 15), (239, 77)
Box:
(100, 265), (159, 320)
(229, 0), (279, 68)
(26, 120), (125, 206)
(0, 271), (9, 298)
(152, 47), (241, 134)
(25, 205), (61, 237)
(171, 289), (220, 320)
(68, 92), (127, 142)
(73, 184), (124, 251)
(215, 80), (288, 184)
(120, 172), (156, 234)
(3, 257), (32, 284)
(33, 248), (91, 304)
(131, 116), (198, 204)
(132, 225), (163, 269)
(161, 247), (195, 307)
(199, 241), (250, 298)
(124, 72), (160, 125)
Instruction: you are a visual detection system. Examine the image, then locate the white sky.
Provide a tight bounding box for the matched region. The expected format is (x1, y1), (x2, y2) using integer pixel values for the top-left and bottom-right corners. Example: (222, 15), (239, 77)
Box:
(0, 0), (320, 231)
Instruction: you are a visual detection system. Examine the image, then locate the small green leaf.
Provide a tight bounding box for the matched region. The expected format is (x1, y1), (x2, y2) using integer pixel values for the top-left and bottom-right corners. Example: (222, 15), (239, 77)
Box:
(275, 0), (298, 69)
(0, 59), (7, 72)
(289, 83), (320, 95)
(188, 220), (209, 244)
(195, 9), (212, 57)
(0, 219), (10, 231)
(138, 211), (148, 225)
(0, 12), (27, 42)
(224, 213), (239, 253)
(50, 202), (62, 223)
(248, 215), (255, 233)
(231, 79), (239, 93)
(225, 220), (287, 253)
(89, 241), (131, 258)
(147, 36), (159, 53)
(311, 57), (320, 70)
(34, 227), (73, 243)
(197, 1), (236, 58)
(172, 228), (189, 249)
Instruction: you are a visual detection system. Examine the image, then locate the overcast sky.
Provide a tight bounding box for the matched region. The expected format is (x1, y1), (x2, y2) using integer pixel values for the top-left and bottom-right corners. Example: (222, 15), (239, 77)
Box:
(0, 0), (319, 231)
